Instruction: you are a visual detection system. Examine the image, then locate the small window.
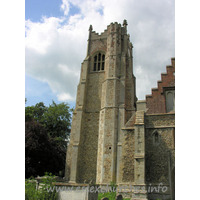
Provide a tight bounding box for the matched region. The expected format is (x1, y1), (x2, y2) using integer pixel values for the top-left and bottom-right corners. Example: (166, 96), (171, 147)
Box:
(93, 52), (105, 71)
(152, 130), (160, 146)
(166, 90), (175, 112)
(155, 132), (159, 143)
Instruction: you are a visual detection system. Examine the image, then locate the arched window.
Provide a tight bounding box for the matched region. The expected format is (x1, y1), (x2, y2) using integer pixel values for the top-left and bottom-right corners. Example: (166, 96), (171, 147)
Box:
(155, 132), (159, 143)
(152, 130), (160, 146)
(93, 52), (105, 71)
(166, 90), (175, 112)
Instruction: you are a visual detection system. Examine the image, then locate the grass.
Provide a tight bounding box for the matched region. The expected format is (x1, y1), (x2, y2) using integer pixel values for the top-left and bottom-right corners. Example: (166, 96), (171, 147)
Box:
(98, 192), (130, 200)
(25, 173), (58, 200)
(98, 192), (116, 200)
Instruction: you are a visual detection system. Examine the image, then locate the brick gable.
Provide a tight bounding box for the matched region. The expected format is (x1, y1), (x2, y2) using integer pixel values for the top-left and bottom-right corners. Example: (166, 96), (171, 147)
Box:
(146, 58), (175, 114)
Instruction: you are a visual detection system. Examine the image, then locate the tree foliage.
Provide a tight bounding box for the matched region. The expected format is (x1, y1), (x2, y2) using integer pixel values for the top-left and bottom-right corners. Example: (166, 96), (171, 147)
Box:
(25, 100), (72, 178)
(25, 101), (72, 143)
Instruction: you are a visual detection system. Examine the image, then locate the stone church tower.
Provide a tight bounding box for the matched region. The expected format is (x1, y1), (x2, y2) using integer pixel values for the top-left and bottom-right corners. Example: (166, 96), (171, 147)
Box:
(65, 20), (137, 184)
(63, 20), (175, 200)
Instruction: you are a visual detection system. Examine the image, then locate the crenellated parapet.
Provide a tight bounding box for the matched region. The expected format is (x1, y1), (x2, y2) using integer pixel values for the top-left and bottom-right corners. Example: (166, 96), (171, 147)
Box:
(88, 21), (125, 39)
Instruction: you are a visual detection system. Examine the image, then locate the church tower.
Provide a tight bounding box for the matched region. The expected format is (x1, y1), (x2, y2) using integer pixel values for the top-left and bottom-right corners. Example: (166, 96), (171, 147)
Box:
(65, 20), (137, 184)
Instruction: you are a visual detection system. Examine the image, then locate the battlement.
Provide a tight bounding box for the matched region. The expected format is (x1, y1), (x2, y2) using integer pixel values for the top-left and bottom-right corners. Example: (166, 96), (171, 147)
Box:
(89, 21), (127, 40)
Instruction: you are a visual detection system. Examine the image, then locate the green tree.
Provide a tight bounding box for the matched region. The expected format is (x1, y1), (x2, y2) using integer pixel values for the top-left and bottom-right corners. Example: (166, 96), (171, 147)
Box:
(42, 101), (71, 141)
(25, 102), (47, 123)
(25, 100), (72, 178)
(25, 100), (72, 144)
(25, 121), (62, 178)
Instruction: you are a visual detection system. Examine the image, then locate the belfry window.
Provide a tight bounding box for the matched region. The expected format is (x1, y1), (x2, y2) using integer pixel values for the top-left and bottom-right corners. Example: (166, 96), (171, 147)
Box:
(93, 53), (105, 71)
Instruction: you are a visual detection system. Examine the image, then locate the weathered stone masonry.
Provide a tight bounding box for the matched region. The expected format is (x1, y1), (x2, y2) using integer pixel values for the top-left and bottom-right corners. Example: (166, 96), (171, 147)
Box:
(64, 21), (175, 200)
(65, 20), (137, 185)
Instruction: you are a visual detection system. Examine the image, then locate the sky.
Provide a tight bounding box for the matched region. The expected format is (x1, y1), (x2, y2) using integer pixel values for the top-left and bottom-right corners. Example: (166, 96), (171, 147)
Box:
(25, 0), (175, 109)
(1, 0), (200, 197)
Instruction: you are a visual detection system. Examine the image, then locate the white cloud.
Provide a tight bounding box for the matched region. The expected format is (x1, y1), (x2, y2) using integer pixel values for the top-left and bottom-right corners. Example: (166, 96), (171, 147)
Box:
(25, 0), (175, 102)
(60, 0), (70, 16)
(57, 93), (74, 101)
(25, 17), (64, 54)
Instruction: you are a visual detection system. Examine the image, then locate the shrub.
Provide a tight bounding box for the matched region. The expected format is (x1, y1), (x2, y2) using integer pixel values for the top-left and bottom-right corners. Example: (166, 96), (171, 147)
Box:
(25, 172), (58, 200)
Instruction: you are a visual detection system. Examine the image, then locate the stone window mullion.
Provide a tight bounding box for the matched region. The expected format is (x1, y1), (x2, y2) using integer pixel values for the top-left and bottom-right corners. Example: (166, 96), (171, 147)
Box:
(93, 52), (105, 72)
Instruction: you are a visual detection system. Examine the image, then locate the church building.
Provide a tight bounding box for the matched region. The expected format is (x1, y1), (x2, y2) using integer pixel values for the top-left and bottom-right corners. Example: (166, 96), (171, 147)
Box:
(64, 20), (175, 200)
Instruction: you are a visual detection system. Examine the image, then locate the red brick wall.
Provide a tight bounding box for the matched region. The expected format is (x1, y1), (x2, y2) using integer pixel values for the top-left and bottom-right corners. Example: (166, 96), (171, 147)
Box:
(146, 58), (175, 114)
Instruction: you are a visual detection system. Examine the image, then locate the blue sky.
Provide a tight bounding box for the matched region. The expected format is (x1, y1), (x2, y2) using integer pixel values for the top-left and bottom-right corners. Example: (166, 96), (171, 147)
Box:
(25, 0), (81, 108)
(25, 0), (81, 22)
(25, 0), (62, 107)
(25, 0), (175, 109)
(25, 0), (63, 22)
